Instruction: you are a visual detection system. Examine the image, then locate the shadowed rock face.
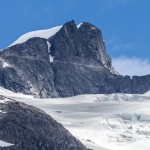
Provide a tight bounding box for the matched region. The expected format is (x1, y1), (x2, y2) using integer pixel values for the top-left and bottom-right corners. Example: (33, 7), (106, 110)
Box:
(0, 98), (87, 150)
(0, 20), (150, 98)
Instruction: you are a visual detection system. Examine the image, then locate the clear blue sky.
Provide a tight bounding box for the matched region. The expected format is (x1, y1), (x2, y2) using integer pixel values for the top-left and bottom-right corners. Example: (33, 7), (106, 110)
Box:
(0, 0), (150, 75)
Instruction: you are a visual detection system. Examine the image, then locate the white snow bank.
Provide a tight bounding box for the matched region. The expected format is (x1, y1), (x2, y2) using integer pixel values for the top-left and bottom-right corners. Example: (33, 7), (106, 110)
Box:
(0, 140), (13, 147)
(77, 23), (83, 28)
(9, 26), (62, 47)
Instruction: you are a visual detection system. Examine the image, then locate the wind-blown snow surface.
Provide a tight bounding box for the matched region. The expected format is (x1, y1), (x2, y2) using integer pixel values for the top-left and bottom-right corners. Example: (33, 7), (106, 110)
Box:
(0, 87), (150, 150)
(9, 26), (62, 47)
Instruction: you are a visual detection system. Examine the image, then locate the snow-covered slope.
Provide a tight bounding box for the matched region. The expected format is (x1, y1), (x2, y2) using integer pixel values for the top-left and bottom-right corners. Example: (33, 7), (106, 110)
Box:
(9, 23), (85, 47)
(9, 26), (62, 47)
(0, 87), (150, 150)
(9, 22), (84, 47)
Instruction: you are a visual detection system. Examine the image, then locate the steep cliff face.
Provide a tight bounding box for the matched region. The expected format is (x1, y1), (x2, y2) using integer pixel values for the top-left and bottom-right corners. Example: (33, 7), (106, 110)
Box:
(0, 97), (87, 150)
(0, 20), (150, 98)
(48, 21), (116, 73)
(0, 38), (58, 98)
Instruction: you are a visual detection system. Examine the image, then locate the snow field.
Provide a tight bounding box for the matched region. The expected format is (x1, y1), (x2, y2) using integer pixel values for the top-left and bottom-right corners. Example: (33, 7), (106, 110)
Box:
(0, 87), (150, 150)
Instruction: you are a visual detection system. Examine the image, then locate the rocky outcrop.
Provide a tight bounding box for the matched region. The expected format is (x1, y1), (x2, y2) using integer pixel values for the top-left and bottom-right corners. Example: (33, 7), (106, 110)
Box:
(0, 97), (87, 150)
(0, 20), (150, 98)
(0, 38), (58, 98)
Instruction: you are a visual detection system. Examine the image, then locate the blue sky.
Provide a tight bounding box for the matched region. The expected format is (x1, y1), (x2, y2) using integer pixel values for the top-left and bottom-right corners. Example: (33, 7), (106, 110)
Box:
(0, 0), (150, 75)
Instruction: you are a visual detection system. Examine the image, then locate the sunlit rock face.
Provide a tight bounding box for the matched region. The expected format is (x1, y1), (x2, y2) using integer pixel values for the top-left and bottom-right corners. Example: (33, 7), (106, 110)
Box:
(0, 20), (150, 98)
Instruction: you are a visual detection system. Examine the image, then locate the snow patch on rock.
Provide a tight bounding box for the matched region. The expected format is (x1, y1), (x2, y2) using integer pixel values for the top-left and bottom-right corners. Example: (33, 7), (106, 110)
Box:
(47, 41), (51, 53)
(0, 109), (7, 114)
(49, 55), (54, 62)
(77, 23), (83, 29)
(3, 62), (11, 68)
(91, 26), (96, 30)
(47, 41), (54, 62)
(0, 140), (13, 147)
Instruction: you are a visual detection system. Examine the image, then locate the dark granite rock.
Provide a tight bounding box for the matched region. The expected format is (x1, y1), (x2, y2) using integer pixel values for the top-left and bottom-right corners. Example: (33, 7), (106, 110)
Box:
(48, 21), (115, 72)
(0, 38), (58, 98)
(0, 20), (150, 97)
(0, 98), (87, 150)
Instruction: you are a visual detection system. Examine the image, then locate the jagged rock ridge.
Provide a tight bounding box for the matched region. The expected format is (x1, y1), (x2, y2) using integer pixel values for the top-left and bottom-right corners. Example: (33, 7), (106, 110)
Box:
(0, 96), (87, 150)
(0, 20), (150, 98)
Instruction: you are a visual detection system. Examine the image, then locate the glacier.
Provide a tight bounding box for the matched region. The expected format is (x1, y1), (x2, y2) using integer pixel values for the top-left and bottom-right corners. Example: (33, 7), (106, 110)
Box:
(0, 87), (150, 150)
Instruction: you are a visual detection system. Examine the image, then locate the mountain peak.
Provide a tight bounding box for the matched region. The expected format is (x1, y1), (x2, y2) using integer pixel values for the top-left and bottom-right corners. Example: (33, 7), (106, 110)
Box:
(63, 20), (76, 26)
(0, 20), (150, 98)
(79, 22), (98, 29)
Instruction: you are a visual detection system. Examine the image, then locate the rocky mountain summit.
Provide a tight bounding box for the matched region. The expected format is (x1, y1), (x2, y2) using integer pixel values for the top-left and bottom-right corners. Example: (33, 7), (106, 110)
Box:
(0, 20), (150, 98)
(0, 96), (87, 150)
